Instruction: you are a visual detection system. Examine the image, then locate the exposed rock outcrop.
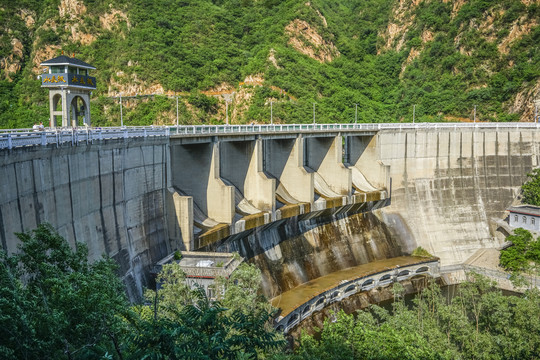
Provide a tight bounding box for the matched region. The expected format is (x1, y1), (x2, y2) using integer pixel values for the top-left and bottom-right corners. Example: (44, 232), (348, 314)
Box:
(285, 19), (340, 63)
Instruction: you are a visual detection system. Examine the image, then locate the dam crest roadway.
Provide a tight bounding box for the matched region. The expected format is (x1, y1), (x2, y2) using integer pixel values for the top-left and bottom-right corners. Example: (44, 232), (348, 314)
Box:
(0, 122), (538, 303)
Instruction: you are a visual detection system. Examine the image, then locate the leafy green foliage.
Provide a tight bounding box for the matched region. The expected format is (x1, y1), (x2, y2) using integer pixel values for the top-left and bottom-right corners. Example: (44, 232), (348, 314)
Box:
(140, 262), (196, 321)
(500, 228), (540, 288)
(0, 223), (129, 359)
(129, 262), (285, 359)
(283, 275), (540, 360)
(128, 287), (285, 360)
(522, 168), (540, 206)
(0, 225), (285, 359)
(214, 262), (275, 315)
(411, 246), (432, 257)
(1, 0), (538, 127)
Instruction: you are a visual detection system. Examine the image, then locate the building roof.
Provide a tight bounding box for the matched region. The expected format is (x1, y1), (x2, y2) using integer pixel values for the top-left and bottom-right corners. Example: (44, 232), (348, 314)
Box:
(508, 205), (540, 217)
(152, 251), (243, 279)
(40, 55), (96, 70)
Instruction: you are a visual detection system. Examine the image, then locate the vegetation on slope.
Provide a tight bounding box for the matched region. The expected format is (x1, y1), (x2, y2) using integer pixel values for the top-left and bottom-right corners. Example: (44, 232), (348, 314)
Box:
(2, 224), (540, 358)
(0, 0), (538, 128)
(0, 224), (284, 359)
(283, 278), (540, 360)
(500, 228), (540, 287)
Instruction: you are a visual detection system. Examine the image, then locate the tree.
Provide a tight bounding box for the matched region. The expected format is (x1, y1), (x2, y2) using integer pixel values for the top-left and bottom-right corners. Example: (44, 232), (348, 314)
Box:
(127, 287), (285, 359)
(283, 275), (540, 360)
(0, 223), (129, 359)
(128, 260), (285, 359)
(214, 261), (275, 315)
(0, 225), (285, 359)
(521, 168), (540, 206)
(500, 228), (540, 288)
(139, 262), (195, 321)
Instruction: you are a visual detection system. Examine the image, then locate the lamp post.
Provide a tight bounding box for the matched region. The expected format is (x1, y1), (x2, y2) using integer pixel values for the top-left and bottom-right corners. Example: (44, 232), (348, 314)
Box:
(176, 96), (179, 133)
(226, 100), (229, 125)
(120, 94), (123, 127)
(412, 104), (416, 124)
(474, 105), (477, 123)
(355, 103), (358, 124)
(313, 102), (316, 124)
(270, 100), (273, 125)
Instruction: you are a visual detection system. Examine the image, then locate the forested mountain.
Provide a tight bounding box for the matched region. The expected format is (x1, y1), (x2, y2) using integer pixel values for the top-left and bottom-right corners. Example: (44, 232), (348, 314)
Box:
(0, 0), (538, 128)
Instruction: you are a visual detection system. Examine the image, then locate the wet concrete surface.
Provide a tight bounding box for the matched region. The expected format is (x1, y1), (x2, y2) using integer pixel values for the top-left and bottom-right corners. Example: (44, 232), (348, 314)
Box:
(271, 255), (437, 317)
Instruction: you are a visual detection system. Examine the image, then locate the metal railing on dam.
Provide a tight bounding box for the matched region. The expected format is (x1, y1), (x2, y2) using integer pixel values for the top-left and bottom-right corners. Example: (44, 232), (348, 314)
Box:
(1, 122), (539, 150)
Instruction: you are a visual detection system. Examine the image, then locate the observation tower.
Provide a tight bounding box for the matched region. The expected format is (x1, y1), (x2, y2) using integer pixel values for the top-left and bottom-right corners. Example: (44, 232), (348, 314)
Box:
(40, 55), (96, 127)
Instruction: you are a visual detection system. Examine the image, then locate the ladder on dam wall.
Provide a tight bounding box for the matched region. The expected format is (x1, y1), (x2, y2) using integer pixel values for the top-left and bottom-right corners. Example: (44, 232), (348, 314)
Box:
(2, 122), (540, 150)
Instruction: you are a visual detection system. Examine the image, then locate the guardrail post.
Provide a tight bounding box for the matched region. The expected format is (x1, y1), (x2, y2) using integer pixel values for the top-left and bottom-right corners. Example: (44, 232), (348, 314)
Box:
(123, 129), (128, 139)
(41, 132), (46, 146)
(144, 128), (147, 138)
(7, 134), (12, 149)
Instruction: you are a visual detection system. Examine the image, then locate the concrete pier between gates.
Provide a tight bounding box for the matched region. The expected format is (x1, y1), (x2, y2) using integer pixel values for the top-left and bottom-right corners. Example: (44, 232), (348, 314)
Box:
(219, 139), (275, 212)
(170, 142), (234, 225)
(305, 136), (352, 197)
(264, 137), (314, 204)
(347, 135), (389, 190)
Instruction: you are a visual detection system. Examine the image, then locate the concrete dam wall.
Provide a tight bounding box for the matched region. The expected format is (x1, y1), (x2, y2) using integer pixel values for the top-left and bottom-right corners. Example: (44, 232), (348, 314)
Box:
(203, 209), (412, 298)
(0, 137), (172, 299)
(1, 126), (537, 301)
(357, 128), (539, 267)
(198, 127), (539, 297)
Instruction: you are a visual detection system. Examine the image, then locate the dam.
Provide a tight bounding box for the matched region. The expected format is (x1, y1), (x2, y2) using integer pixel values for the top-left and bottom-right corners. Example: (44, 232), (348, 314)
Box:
(0, 123), (537, 305)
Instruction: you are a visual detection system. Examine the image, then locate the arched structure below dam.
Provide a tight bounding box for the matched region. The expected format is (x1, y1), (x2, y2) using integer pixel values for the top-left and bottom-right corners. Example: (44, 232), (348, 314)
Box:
(0, 124), (537, 300)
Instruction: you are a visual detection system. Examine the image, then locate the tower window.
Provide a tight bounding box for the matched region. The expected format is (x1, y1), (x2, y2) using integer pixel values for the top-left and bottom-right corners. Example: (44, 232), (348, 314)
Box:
(51, 66), (63, 74)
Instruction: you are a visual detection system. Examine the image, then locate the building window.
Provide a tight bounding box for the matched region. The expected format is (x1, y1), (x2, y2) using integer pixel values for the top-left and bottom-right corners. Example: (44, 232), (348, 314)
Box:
(51, 66), (64, 74)
(532, 218), (536, 226)
(514, 215), (518, 222)
(523, 216), (527, 223)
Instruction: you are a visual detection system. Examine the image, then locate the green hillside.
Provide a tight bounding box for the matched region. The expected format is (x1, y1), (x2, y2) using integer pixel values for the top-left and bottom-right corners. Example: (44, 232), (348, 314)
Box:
(0, 0), (538, 128)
